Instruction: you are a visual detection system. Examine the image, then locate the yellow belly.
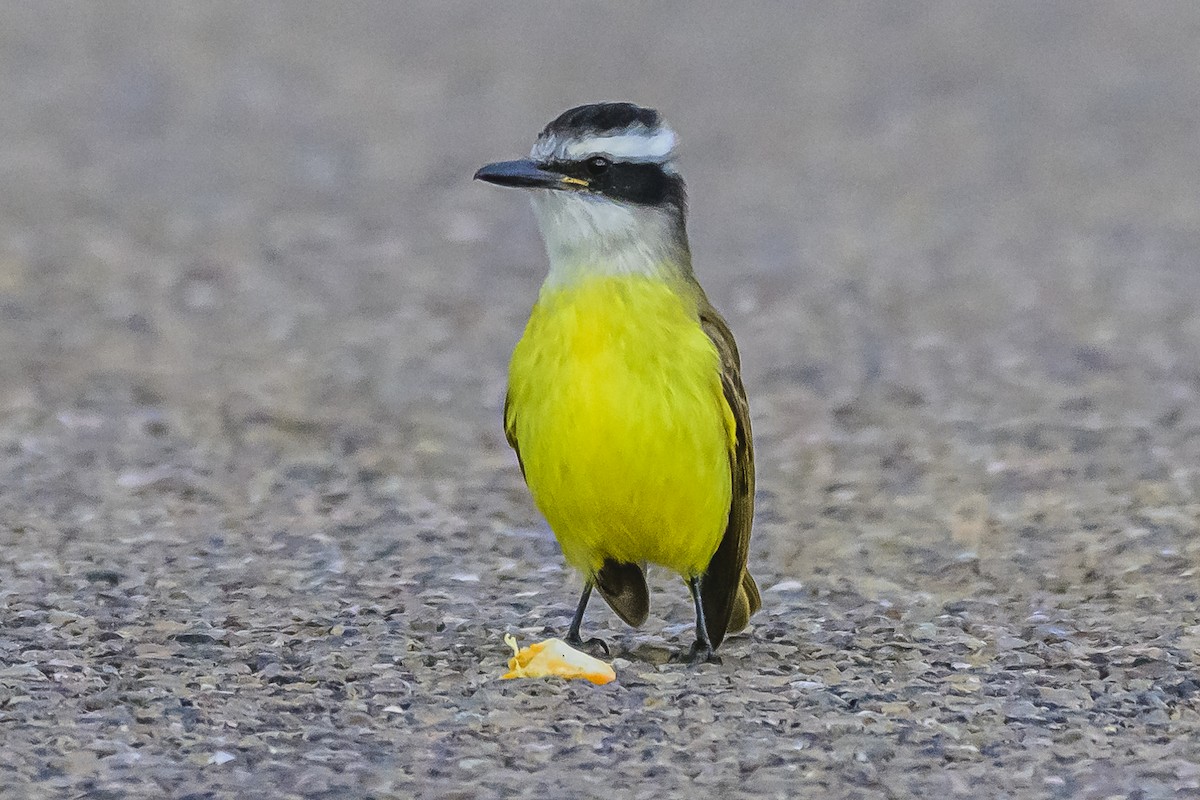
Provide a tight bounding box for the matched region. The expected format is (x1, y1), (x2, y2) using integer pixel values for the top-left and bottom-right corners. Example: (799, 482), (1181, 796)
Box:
(506, 275), (734, 578)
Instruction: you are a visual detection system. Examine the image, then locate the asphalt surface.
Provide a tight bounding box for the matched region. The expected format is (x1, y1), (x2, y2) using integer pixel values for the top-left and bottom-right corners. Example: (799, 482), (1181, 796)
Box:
(1, 3), (1199, 798)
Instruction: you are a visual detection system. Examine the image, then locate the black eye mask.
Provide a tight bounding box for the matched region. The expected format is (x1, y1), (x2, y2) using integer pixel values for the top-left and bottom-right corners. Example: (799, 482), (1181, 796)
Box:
(549, 158), (687, 209)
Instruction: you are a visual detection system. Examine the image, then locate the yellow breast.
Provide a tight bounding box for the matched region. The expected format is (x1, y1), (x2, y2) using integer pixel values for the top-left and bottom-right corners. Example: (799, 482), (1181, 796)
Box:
(506, 274), (734, 577)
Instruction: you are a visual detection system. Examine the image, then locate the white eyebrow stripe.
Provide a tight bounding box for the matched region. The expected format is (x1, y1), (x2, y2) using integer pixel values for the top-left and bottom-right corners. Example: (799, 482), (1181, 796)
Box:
(531, 126), (677, 163)
(563, 128), (677, 161)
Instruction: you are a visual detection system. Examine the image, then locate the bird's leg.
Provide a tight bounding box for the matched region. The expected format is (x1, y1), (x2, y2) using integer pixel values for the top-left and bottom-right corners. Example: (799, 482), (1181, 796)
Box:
(565, 581), (609, 656)
(685, 576), (721, 665)
(566, 582), (592, 643)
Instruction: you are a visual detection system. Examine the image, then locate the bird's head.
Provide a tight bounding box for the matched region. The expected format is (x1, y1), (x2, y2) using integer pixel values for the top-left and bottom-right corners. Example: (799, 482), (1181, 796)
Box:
(475, 102), (691, 283)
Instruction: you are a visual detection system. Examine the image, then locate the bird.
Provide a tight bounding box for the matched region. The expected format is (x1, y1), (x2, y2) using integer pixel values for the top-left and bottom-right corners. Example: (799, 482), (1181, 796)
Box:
(474, 102), (759, 662)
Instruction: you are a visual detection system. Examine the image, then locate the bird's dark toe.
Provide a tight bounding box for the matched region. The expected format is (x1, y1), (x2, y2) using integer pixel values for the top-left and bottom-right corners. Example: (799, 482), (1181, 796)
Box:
(566, 634), (610, 658)
(685, 640), (722, 665)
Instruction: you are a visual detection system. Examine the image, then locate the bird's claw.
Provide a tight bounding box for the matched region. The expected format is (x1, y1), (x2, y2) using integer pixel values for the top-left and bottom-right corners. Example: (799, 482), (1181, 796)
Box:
(685, 640), (722, 665)
(668, 640), (722, 665)
(566, 635), (610, 658)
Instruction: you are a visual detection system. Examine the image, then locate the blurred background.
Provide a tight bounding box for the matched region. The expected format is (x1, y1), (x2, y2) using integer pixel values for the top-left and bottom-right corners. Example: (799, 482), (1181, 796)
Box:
(1, 3), (1198, 797)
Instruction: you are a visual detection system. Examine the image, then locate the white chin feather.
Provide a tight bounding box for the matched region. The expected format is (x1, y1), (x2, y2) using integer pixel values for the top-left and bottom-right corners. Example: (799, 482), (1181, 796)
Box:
(529, 191), (681, 285)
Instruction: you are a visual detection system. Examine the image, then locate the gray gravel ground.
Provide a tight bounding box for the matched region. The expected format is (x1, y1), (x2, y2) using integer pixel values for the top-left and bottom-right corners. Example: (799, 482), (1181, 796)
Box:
(1, 3), (1199, 798)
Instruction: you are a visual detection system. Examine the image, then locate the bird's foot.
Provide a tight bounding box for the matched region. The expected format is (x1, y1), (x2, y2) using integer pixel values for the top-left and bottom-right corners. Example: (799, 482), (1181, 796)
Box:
(685, 640), (722, 665)
(565, 634), (610, 658)
(670, 640), (722, 665)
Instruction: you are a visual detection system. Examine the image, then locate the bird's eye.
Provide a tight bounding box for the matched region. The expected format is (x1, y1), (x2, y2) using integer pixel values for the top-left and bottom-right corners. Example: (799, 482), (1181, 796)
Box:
(585, 156), (611, 176)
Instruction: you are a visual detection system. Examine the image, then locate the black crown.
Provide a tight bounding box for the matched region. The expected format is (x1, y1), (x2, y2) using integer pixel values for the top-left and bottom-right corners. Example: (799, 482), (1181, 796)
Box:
(541, 102), (661, 139)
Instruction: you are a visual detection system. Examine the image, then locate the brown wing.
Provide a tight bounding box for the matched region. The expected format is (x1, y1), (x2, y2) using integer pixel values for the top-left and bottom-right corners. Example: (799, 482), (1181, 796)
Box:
(698, 301), (760, 648)
(503, 391), (525, 478)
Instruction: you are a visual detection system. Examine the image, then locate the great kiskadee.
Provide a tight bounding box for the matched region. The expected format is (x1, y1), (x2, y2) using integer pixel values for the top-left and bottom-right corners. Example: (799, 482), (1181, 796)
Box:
(475, 102), (759, 662)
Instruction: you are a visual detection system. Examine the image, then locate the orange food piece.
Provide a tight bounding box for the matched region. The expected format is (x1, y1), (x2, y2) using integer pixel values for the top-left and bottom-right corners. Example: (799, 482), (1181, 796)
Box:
(500, 634), (616, 685)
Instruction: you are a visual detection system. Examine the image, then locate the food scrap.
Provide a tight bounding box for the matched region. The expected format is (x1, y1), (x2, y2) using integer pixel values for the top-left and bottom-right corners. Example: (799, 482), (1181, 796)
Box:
(500, 633), (616, 685)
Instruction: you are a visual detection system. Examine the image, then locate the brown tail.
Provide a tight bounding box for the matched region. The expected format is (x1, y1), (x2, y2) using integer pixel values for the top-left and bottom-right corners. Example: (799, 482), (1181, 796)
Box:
(726, 570), (761, 635)
(594, 559), (650, 627)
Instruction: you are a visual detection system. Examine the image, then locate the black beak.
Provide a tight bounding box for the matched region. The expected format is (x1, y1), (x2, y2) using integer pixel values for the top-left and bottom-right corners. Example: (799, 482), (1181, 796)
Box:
(474, 159), (581, 190)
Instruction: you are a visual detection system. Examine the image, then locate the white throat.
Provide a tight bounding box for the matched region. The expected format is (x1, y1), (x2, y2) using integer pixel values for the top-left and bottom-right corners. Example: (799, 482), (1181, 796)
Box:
(530, 191), (688, 287)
